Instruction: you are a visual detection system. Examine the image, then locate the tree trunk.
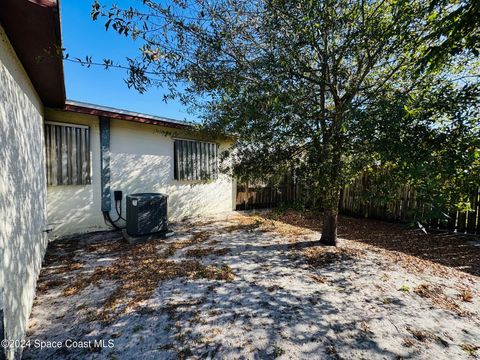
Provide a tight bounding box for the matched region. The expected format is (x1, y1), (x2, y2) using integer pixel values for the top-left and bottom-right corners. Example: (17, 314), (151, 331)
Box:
(320, 193), (340, 246)
(319, 126), (343, 246)
(318, 99), (344, 245)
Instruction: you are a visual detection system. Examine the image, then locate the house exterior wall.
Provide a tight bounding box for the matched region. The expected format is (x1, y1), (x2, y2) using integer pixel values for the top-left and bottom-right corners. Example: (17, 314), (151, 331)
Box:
(0, 25), (48, 360)
(45, 108), (236, 238)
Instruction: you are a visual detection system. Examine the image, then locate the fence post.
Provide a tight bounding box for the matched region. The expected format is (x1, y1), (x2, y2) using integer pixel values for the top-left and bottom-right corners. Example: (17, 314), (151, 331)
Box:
(467, 189), (478, 234)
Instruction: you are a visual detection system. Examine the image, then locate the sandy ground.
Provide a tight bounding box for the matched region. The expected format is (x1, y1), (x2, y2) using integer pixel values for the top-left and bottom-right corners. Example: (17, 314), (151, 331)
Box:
(23, 212), (480, 359)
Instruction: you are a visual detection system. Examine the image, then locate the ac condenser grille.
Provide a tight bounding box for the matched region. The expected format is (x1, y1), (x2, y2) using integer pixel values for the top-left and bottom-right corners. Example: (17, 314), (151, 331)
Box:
(126, 193), (168, 237)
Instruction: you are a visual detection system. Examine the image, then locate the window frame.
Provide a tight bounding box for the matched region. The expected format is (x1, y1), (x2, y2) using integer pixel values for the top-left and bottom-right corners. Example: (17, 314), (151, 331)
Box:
(45, 121), (91, 186)
(173, 138), (219, 182)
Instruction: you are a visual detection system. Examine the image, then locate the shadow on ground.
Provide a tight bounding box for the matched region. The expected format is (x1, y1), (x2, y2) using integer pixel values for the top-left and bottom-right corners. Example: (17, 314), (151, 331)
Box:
(22, 216), (429, 360)
(258, 210), (480, 277)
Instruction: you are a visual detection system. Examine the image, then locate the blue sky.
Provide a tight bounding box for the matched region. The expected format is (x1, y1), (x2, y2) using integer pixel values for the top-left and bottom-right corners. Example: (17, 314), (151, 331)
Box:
(61, 0), (194, 121)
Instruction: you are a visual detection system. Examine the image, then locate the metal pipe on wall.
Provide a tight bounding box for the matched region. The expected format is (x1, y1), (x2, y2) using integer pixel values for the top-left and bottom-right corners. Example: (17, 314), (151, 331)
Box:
(99, 116), (111, 212)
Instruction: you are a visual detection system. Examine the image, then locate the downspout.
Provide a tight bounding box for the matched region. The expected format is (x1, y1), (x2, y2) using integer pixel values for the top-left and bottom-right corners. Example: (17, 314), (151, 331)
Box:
(99, 116), (111, 213)
(100, 117), (125, 230)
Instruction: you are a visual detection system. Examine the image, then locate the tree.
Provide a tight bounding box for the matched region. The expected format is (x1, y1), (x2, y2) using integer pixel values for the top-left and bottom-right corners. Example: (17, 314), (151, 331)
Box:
(350, 74), (480, 220)
(421, 0), (480, 69)
(89, 0), (478, 245)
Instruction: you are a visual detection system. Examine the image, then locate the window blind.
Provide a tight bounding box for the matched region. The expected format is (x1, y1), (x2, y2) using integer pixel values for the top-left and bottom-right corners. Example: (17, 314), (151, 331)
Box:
(45, 122), (91, 185)
(174, 139), (218, 181)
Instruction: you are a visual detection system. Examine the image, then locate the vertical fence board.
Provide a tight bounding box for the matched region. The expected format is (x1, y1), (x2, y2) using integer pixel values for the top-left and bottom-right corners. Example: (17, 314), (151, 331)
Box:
(457, 212), (467, 233)
(467, 198), (476, 233)
(467, 188), (478, 234)
(447, 211), (457, 231)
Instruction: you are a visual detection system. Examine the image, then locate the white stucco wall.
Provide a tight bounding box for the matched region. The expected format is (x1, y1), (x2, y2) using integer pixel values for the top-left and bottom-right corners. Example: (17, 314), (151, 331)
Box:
(44, 110), (104, 236)
(45, 108), (236, 238)
(0, 25), (48, 360)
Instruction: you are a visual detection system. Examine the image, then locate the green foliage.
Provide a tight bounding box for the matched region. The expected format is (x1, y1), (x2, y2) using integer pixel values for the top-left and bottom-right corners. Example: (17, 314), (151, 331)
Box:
(89, 0), (479, 226)
(351, 78), (480, 216)
(421, 0), (480, 70)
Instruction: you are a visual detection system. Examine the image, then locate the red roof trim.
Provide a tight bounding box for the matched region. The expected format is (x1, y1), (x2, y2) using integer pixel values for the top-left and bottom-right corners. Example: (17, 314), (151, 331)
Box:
(64, 103), (192, 130)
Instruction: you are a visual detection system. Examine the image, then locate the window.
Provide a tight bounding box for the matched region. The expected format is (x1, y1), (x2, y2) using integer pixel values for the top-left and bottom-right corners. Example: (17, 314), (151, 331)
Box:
(173, 139), (218, 181)
(45, 122), (91, 185)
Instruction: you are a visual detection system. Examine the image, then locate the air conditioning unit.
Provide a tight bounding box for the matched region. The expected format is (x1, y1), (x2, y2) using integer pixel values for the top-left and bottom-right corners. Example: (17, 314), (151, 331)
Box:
(126, 193), (168, 237)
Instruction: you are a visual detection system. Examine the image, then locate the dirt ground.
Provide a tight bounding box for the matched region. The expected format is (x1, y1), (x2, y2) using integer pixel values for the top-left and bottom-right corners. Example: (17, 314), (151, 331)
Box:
(23, 211), (480, 359)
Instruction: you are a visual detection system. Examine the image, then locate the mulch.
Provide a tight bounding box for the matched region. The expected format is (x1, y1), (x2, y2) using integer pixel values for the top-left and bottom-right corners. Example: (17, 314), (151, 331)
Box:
(262, 210), (480, 278)
(37, 229), (235, 323)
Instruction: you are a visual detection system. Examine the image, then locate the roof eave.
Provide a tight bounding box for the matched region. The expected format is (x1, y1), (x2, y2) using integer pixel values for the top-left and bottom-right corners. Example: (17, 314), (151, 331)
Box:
(0, 0), (66, 107)
(63, 102), (193, 130)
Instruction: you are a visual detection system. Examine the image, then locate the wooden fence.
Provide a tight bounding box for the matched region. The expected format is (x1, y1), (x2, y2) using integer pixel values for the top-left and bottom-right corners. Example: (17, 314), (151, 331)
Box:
(235, 181), (296, 210)
(339, 173), (419, 221)
(339, 174), (480, 234)
(235, 177), (480, 235)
